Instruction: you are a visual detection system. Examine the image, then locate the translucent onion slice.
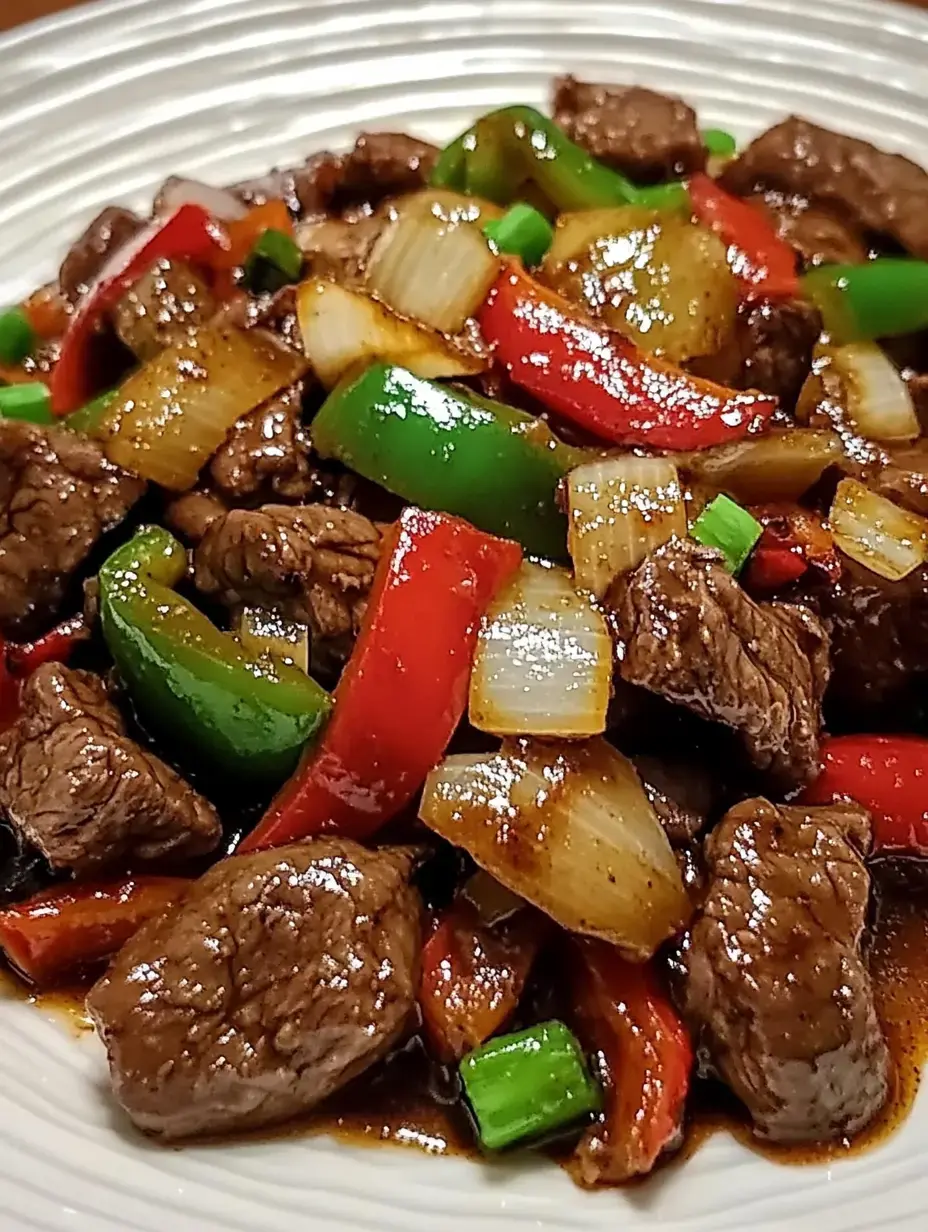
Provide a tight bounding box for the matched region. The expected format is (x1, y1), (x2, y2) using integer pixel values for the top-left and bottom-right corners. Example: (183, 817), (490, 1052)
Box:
(829, 477), (928, 581)
(296, 278), (485, 389)
(237, 606), (309, 674)
(420, 738), (690, 959)
(469, 562), (611, 738)
(676, 429), (843, 504)
(798, 342), (919, 443)
(365, 209), (500, 334)
(95, 325), (306, 490)
(566, 456), (687, 597)
(384, 189), (503, 228)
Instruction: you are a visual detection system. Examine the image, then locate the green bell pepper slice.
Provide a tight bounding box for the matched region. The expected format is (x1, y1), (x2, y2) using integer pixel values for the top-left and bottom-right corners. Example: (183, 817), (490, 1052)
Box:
(311, 364), (583, 560)
(802, 259), (928, 344)
(99, 526), (331, 782)
(431, 105), (688, 214)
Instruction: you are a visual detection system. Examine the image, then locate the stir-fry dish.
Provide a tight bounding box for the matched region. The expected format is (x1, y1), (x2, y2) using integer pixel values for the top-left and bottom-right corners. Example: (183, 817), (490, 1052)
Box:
(2, 74), (928, 1184)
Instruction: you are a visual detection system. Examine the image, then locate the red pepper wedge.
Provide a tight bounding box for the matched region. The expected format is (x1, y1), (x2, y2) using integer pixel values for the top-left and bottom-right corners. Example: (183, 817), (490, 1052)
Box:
(0, 876), (189, 986)
(478, 263), (776, 451)
(567, 938), (692, 1185)
(803, 734), (928, 856)
(6, 615), (88, 678)
(746, 531), (808, 591)
(50, 203), (223, 415)
(240, 508), (522, 852)
(688, 174), (799, 301)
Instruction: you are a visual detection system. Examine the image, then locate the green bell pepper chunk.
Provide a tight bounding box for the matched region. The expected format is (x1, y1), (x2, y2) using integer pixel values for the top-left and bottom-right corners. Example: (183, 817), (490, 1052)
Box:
(802, 259), (928, 344)
(99, 526), (331, 782)
(311, 364), (583, 560)
(431, 105), (688, 213)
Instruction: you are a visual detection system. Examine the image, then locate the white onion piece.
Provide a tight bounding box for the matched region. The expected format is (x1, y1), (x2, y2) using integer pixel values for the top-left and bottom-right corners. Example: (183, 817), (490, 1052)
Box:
(801, 343), (919, 443)
(567, 456), (687, 598)
(156, 177), (248, 221)
(468, 562), (611, 739)
(237, 607), (309, 673)
(365, 210), (499, 334)
(675, 430), (844, 503)
(296, 278), (485, 389)
(384, 189), (503, 228)
(830, 477), (928, 581)
(420, 738), (690, 959)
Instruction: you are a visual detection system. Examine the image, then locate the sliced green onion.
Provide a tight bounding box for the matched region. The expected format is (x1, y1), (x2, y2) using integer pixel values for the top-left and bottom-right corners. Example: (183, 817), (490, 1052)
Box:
(701, 128), (737, 158)
(0, 381), (52, 424)
(691, 493), (762, 574)
(64, 388), (119, 436)
(459, 1021), (601, 1151)
(244, 228), (303, 293)
(0, 307), (35, 365)
(483, 203), (554, 267)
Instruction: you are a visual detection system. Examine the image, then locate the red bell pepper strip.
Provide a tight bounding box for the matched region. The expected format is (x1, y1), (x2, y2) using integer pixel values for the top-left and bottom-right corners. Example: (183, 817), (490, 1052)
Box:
(6, 614), (88, 677)
(0, 876), (189, 986)
(478, 264), (777, 451)
(744, 504), (839, 593)
(746, 530), (808, 590)
(49, 203), (223, 415)
(688, 173), (799, 301)
(240, 508), (522, 852)
(803, 734), (928, 856)
(567, 938), (692, 1185)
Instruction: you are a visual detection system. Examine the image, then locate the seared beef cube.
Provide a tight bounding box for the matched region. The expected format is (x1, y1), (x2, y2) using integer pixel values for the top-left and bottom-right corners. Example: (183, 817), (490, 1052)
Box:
(59, 206), (144, 304)
(208, 384), (318, 503)
(607, 539), (829, 792)
(630, 753), (715, 846)
(678, 797), (889, 1142)
(747, 192), (867, 267)
(163, 489), (228, 544)
(552, 75), (705, 182)
(0, 665), (220, 876)
(212, 285), (304, 353)
(113, 258), (216, 361)
(87, 838), (422, 1138)
(0, 420), (145, 638)
(721, 117), (928, 259)
(193, 504), (381, 642)
(737, 297), (822, 411)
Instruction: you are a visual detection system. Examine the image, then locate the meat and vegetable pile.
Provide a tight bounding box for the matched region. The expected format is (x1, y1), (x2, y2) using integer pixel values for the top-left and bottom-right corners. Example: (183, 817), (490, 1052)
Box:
(1, 74), (928, 1183)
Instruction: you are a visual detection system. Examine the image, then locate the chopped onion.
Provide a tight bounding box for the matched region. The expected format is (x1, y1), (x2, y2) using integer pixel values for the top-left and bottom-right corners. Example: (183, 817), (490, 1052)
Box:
(296, 278), (485, 389)
(384, 189), (503, 228)
(94, 325), (306, 490)
(236, 606), (309, 673)
(469, 562), (611, 739)
(797, 343), (919, 443)
(676, 429), (843, 503)
(566, 456), (687, 597)
(420, 738), (690, 959)
(155, 177), (248, 221)
(829, 477), (928, 581)
(365, 208), (500, 334)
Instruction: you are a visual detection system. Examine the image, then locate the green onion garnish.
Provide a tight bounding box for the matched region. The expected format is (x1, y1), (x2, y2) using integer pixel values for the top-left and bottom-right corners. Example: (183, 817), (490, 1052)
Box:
(691, 493), (763, 574)
(0, 308), (35, 366)
(459, 1020), (601, 1152)
(0, 381), (52, 424)
(701, 128), (738, 159)
(483, 203), (554, 267)
(243, 228), (304, 294)
(64, 388), (119, 436)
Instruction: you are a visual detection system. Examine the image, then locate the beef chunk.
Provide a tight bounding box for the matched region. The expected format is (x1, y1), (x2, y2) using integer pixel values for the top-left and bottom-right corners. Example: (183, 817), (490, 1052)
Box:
(209, 384), (318, 503)
(87, 838), (422, 1138)
(113, 259), (216, 361)
(193, 504), (381, 642)
(295, 214), (382, 282)
(737, 297), (822, 411)
(0, 664), (220, 876)
(607, 539), (829, 792)
(163, 488), (228, 544)
(630, 753), (715, 846)
(0, 420), (145, 638)
(212, 284), (303, 354)
(552, 75), (705, 182)
(721, 117), (928, 259)
(839, 441), (928, 520)
(748, 191), (867, 267)
(679, 797), (888, 1142)
(59, 206), (144, 304)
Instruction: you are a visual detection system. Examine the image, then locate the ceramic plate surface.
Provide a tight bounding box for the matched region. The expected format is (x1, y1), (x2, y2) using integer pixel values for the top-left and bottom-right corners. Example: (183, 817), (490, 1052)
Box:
(1, 0), (928, 1228)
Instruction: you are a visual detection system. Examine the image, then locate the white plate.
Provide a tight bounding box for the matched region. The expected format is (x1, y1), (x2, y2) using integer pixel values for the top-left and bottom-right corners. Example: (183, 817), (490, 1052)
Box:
(1, 0), (927, 1228)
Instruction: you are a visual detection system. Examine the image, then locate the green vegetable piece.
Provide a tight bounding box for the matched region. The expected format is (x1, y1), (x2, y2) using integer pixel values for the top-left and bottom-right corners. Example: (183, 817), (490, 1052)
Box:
(460, 1021), (601, 1151)
(484, 203), (554, 267)
(0, 381), (53, 424)
(311, 363), (583, 559)
(64, 389), (118, 436)
(244, 227), (303, 293)
(803, 259), (928, 345)
(701, 128), (738, 158)
(0, 307), (35, 366)
(691, 493), (763, 574)
(99, 526), (331, 782)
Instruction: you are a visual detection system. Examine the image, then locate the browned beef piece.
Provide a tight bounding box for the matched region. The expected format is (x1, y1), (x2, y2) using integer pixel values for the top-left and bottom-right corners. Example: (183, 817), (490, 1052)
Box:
(909, 372), (928, 427)
(748, 191), (867, 267)
(630, 753), (715, 846)
(193, 504), (381, 642)
(295, 214), (382, 282)
(721, 117), (928, 259)
(112, 259), (216, 361)
(552, 75), (705, 182)
(0, 420), (145, 638)
(607, 539), (829, 792)
(212, 284), (303, 354)
(59, 206), (144, 304)
(208, 384), (318, 503)
(0, 664), (220, 876)
(679, 797), (888, 1142)
(87, 838), (422, 1138)
(838, 441), (928, 519)
(163, 488), (228, 544)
